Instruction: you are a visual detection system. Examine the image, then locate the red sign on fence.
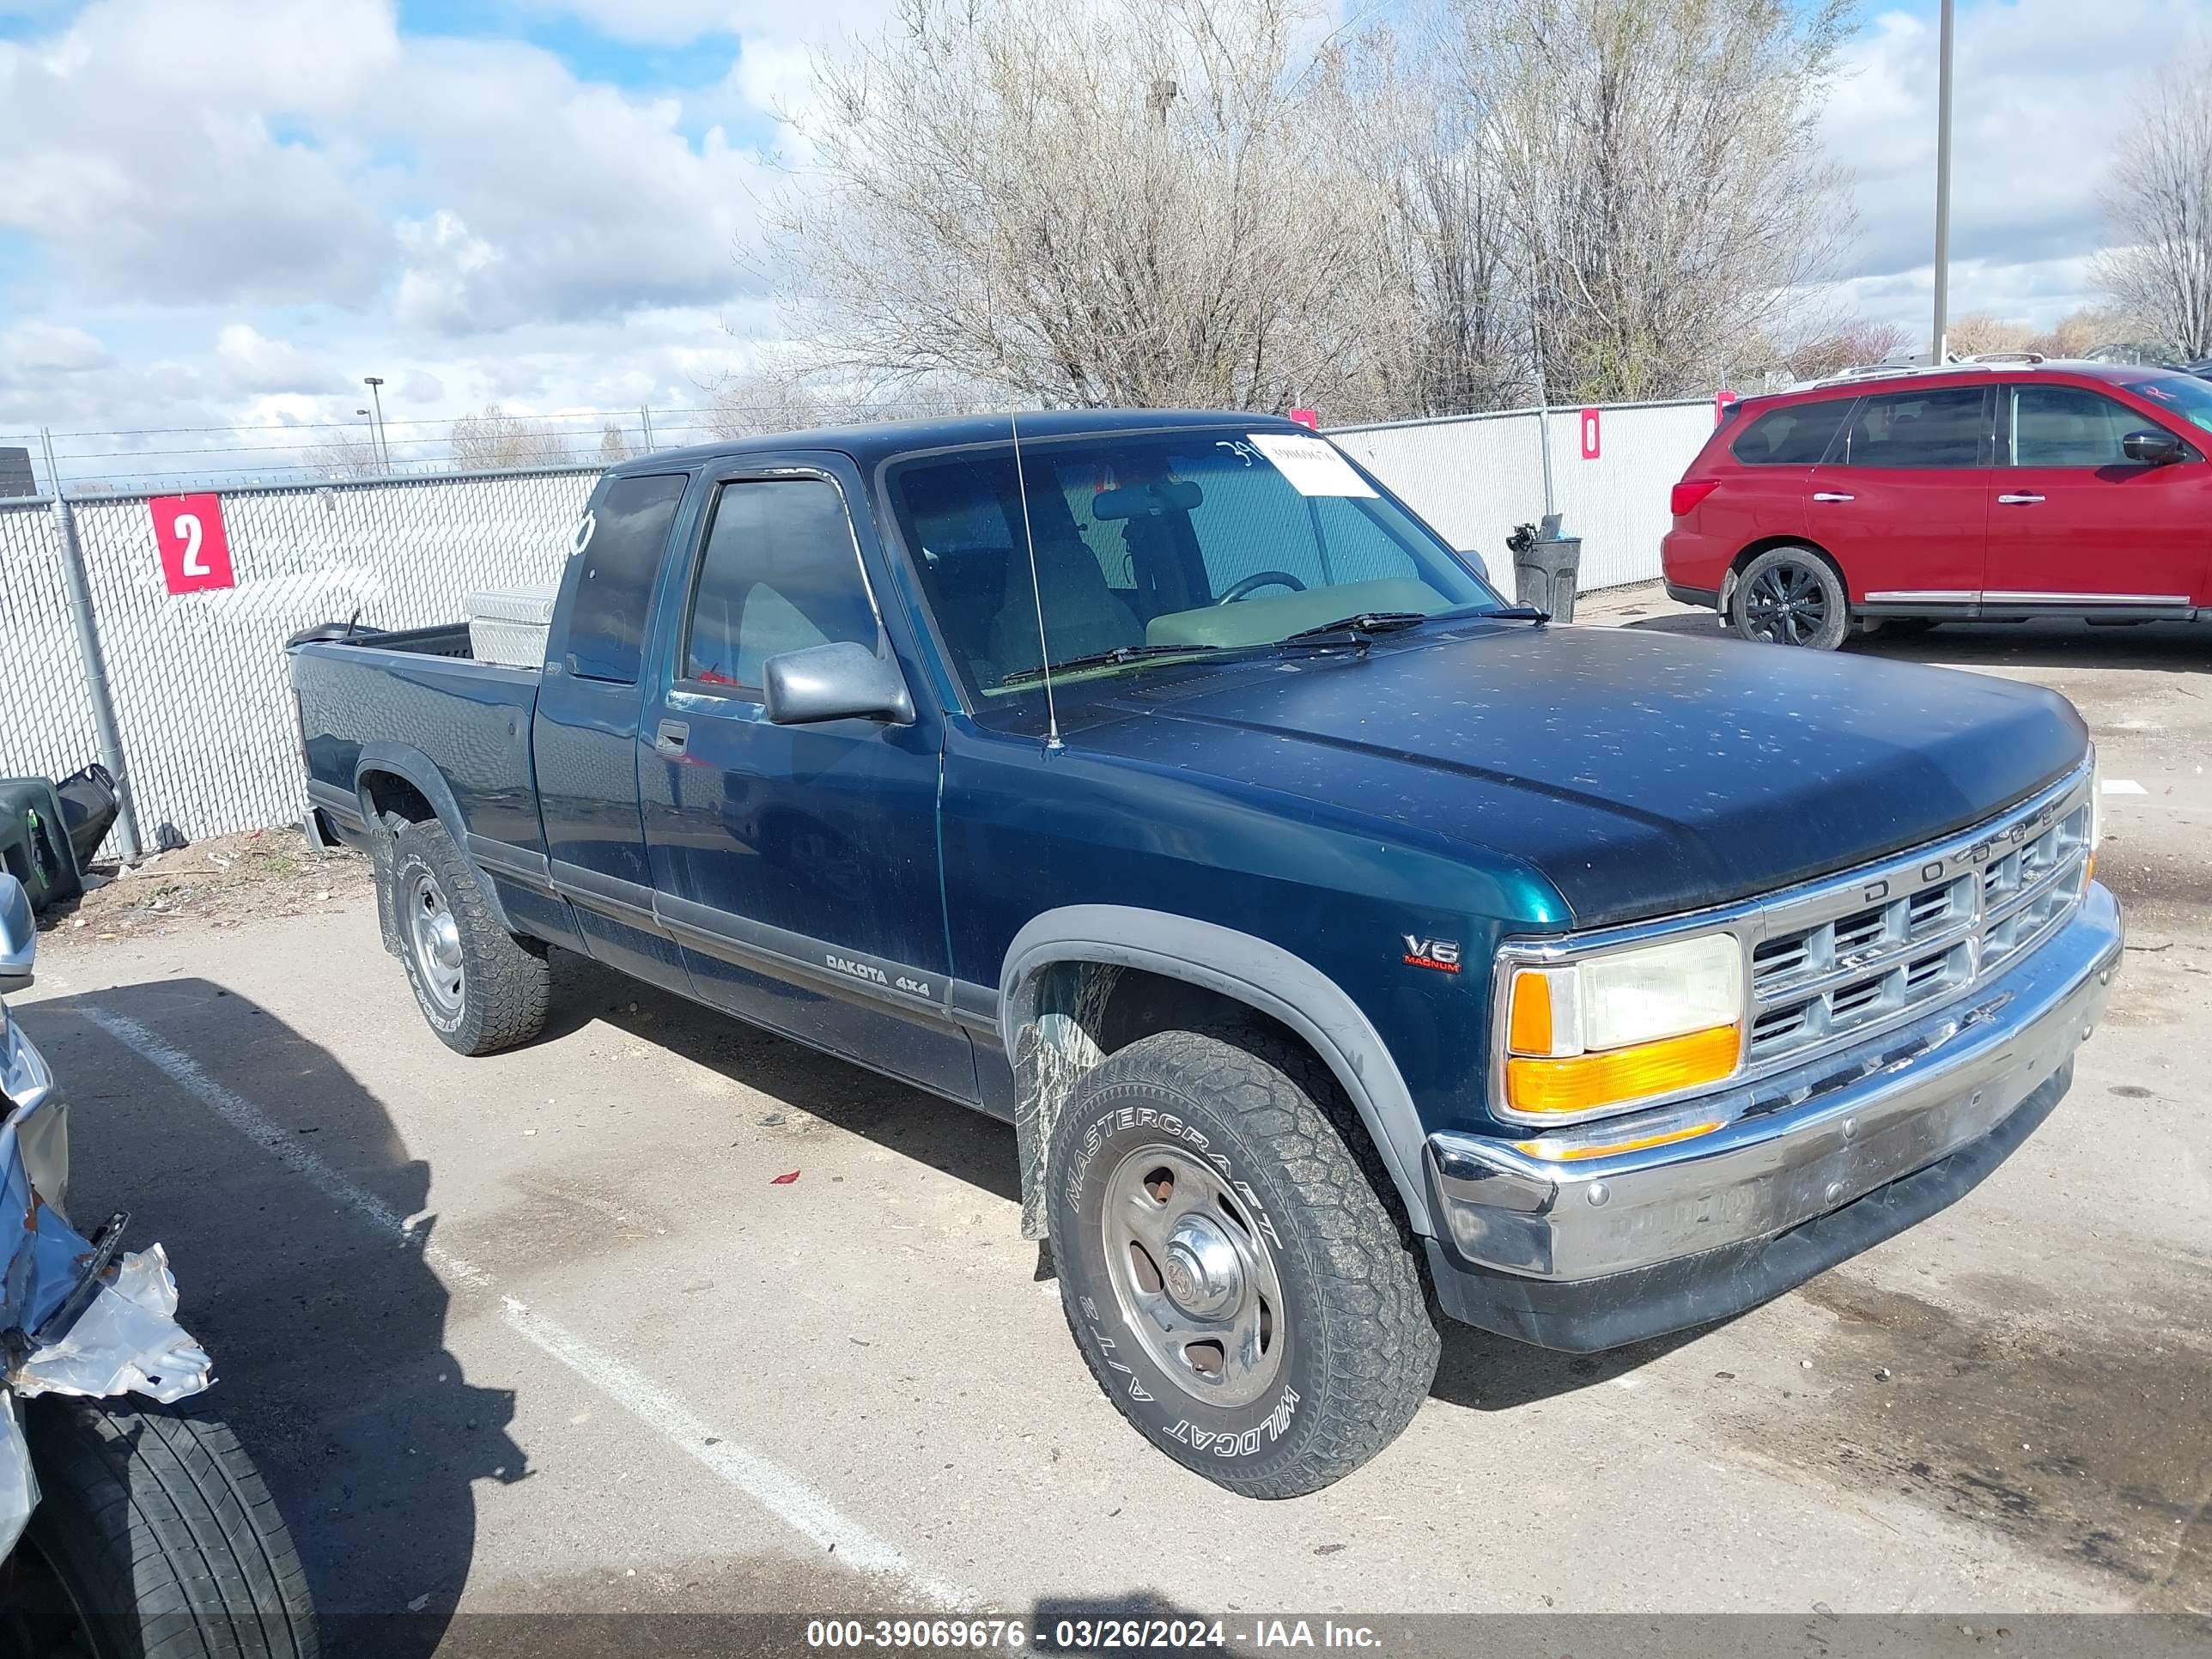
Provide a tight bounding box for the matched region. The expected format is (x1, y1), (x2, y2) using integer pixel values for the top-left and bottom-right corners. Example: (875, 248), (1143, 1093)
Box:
(1578, 407), (1601, 459)
(1288, 407), (1319, 430)
(1715, 389), (1741, 425)
(149, 494), (235, 595)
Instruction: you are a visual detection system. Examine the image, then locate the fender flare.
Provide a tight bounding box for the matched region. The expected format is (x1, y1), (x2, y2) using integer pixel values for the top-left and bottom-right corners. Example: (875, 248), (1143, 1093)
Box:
(352, 743), (516, 934)
(1000, 905), (1434, 1237)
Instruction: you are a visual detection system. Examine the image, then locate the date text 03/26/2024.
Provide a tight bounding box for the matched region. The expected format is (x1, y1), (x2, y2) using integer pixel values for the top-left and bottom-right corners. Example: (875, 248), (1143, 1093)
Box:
(805, 1619), (1384, 1650)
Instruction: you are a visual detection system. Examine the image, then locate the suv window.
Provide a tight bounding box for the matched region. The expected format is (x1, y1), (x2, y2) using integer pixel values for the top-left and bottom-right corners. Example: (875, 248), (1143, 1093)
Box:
(2009, 386), (2142, 467)
(683, 477), (878, 691)
(1835, 387), (1987, 469)
(1730, 400), (1850, 466)
(565, 472), (688, 683)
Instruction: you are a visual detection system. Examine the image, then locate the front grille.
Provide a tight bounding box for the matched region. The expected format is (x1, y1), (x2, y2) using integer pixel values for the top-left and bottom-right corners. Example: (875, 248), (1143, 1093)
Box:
(1744, 775), (2093, 1068)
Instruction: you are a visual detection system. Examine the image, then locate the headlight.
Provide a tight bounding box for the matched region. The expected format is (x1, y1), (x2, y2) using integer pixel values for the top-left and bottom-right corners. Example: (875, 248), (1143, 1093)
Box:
(1501, 932), (1745, 1119)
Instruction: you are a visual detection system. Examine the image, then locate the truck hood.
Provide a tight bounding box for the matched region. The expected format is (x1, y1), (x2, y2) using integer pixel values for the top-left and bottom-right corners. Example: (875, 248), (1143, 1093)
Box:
(1088, 621), (2087, 928)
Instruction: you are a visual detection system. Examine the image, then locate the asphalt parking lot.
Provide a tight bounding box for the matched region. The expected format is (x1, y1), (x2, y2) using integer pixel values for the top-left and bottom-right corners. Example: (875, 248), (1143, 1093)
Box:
(12, 592), (2211, 1649)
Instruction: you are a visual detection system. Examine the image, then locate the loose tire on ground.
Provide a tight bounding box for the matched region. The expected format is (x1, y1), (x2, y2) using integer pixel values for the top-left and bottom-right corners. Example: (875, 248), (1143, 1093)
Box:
(1729, 546), (1850, 650)
(390, 817), (551, 1054)
(1044, 1027), (1440, 1498)
(21, 1395), (319, 1659)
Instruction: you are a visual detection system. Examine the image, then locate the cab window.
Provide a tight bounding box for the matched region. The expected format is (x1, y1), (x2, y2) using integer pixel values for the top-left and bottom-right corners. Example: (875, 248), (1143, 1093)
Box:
(682, 477), (878, 693)
(564, 472), (688, 683)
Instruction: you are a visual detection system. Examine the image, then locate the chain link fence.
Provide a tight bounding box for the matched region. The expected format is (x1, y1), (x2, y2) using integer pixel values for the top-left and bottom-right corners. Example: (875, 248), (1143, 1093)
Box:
(2, 465), (597, 854)
(0, 398), (1719, 857)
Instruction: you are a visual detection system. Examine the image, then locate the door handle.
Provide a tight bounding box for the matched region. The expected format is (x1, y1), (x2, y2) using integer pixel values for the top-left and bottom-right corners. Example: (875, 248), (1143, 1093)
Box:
(1813, 491), (1855, 503)
(654, 720), (689, 757)
(1996, 493), (2045, 505)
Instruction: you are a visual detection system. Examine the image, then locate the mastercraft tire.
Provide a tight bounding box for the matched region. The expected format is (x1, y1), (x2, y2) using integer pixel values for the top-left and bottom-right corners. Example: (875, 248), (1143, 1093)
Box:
(1729, 546), (1849, 650)
(21, 1395), (319, 1659)
(390, 817), (551, 1055)
(1045, 1029), (1440, 1498)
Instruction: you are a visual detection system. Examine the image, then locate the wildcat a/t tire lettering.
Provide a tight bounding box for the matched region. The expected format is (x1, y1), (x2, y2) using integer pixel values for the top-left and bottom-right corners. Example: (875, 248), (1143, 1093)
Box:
(1044, 1027), (1439, 1498)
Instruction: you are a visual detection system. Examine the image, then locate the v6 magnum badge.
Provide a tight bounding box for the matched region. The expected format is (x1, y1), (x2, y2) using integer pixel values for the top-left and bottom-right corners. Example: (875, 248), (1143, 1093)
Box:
(1402, 935), (1461, 974)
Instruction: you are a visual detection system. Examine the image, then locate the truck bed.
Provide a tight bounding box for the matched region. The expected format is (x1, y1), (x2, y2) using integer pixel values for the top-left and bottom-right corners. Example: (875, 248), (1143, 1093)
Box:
(289, 626), (546, 858)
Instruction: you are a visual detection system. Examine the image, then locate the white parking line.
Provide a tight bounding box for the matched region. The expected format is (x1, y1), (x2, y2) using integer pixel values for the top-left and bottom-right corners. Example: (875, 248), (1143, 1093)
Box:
(79, 1006), (969, 1610)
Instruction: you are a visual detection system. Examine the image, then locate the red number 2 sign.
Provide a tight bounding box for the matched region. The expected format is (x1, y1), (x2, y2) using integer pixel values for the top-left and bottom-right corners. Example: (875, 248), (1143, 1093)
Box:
(149, 494), (235, 595)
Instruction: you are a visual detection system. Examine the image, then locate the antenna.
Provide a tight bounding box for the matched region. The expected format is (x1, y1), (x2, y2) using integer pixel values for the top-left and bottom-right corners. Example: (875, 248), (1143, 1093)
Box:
(1009, 410), (1062, 750)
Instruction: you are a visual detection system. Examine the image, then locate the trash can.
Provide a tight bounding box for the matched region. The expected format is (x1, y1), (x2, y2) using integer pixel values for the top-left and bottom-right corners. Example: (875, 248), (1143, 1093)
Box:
(0, 778), (82, 913)
(1509, 514), (1583, 623)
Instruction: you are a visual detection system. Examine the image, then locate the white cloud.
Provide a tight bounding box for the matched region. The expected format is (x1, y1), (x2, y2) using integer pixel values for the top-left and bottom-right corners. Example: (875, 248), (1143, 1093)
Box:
(0, 320), (112, 376)
(1817, 0), (2195, 335)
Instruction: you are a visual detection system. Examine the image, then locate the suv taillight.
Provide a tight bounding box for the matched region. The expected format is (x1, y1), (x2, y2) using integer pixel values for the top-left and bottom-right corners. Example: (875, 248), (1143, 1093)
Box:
(1670, 479), (1721, 518)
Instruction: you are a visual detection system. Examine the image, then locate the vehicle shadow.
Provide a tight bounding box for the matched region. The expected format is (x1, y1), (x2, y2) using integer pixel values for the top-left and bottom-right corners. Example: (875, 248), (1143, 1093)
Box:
(1620, 610), (2212, 674)
(16, 979), (526, 1659)
(540, 949), (1699, 1416)
(537, 948), (1024, 1207)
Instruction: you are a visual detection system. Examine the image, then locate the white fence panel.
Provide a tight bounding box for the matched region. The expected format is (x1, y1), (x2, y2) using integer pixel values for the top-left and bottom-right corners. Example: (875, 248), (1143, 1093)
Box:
(1335, 400), (1718, 592)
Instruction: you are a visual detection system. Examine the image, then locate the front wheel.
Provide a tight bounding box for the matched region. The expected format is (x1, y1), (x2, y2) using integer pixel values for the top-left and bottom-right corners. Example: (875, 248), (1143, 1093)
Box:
(390, 817), (551, 1054)
(1729, 547), (1849, 649)
(16, 1395), (318, 1659)
(1045, 1029), (1440, 1498)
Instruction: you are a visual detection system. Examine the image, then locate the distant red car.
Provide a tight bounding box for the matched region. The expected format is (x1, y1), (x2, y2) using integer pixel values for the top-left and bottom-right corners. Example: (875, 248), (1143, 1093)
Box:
(1662, 359), (2212, 648)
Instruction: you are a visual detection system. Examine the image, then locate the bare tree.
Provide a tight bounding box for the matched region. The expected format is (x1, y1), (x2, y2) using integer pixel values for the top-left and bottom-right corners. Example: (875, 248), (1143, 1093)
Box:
(1780, 318), (1912, 381)
(2029, 305), (2150, 358)
(775, 0), (1378, 412)
(1448, 0), (1854, 404)
(450, 405), (570, 471)
(708, 362), (841, 438)
(1337, 27), (1523, 420)
(2095, 49), (2212, 357)
(1944, 312), (2039, 357)
(305, 428), (385, 480)
(599, 422), (632, 464)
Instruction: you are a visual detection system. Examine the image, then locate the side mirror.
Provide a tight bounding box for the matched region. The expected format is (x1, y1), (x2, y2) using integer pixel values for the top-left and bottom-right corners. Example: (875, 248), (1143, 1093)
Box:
(762, 641), (915, 726)
(0, 875), (33, 991)
(2123, 428), (2185, 466)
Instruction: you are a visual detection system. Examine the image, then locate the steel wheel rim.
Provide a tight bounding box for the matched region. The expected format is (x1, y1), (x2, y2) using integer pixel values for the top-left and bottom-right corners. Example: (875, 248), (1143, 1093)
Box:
(407, 869), (465, 1015)
(1744, 561), (1828, 645)
(1099, 1143), (1285, 1408)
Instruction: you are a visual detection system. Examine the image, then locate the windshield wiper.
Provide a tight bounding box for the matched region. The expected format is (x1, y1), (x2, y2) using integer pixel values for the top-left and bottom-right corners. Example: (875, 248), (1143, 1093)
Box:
(999, 642), (1220, 687)
(1275, 611), (1435, 647)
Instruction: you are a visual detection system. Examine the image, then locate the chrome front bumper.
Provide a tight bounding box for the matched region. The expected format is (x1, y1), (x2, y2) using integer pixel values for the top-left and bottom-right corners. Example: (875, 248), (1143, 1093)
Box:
(1425, 884), (2121, 1346)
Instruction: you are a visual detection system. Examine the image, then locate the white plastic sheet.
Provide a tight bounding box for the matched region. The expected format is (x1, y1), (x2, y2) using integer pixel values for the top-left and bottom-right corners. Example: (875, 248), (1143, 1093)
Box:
(15, 1245), (214, 1405)
(0, 1399), (36, 1559)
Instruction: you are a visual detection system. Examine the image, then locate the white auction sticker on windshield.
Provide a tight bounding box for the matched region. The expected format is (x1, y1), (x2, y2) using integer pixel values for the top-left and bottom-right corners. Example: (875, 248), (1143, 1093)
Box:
(1246, 432), (1377, 497)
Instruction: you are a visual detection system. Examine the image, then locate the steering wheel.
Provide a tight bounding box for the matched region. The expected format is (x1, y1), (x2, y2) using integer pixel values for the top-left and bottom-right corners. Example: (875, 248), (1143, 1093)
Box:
(1216, 570), (1308, 605)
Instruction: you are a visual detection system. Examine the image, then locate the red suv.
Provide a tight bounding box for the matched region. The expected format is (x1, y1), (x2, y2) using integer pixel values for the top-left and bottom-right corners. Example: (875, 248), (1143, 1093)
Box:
(1662, 360), (2212, 647)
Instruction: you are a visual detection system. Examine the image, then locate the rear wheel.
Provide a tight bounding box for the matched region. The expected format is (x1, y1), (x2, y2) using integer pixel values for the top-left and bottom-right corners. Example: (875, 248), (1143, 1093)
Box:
(391, 817), (551, 1054)
(1730, 547), (1848, 650)
(1045, 1028), (1439, 1498)
(15, 1395), (318, 1659)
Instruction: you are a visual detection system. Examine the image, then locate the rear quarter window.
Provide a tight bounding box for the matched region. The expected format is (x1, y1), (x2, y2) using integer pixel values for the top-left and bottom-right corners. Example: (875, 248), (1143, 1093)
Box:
(562, 472), (689, 682)
(1730, 399), (1852, 466)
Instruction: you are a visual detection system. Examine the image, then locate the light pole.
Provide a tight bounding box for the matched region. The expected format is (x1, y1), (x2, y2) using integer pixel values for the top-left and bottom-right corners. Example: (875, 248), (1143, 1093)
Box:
(362, 376), (391, 471)
(1930, 0), (1954, 363)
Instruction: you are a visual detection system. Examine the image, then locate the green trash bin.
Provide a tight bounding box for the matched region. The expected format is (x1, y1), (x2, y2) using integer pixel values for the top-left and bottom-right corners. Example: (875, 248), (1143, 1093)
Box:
(0, 778), (82, 913)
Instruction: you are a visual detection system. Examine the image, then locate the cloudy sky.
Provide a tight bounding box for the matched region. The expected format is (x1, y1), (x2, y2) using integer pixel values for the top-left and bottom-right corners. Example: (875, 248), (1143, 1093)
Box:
(0, 0), (2198, 484)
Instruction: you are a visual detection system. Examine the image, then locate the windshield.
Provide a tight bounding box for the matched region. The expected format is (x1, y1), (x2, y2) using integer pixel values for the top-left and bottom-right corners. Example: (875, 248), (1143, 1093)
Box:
(884, 428), (1502, 704)
(2118, 370), (2212, 434)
